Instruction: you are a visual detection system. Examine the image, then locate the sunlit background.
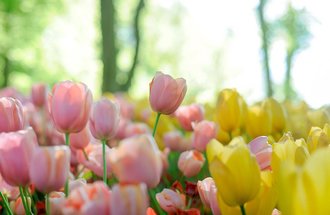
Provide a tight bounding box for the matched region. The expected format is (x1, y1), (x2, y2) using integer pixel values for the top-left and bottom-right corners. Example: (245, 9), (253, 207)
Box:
(1, 0), (329, 107)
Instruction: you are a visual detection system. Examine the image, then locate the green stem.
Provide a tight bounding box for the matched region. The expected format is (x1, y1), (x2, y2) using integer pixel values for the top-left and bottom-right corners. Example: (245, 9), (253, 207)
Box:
(83, 148), (89, 160)
(102, 139), (107, 184)
(152, 113), (161, 137)
(186, 197), (192, 209)
(0, 192), (13, 215)
(24, 187), (36, 214)
(19, 186), (30, 215)
(45, 193), (50, 215)
(240, 205), (246, 215)
(65, 133), (70, 197)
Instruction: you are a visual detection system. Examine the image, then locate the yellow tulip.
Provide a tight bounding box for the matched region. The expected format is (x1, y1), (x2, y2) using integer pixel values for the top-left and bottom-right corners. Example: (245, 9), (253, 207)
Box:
(278, 148), (330, 215)
(306, 124), (330, 153)
(245, 101), (272, 138)
(307, 108), (330, 128)
(207, 138), (261, 207)
(264, 98), (287, 133)
(215, 89), (244, 133)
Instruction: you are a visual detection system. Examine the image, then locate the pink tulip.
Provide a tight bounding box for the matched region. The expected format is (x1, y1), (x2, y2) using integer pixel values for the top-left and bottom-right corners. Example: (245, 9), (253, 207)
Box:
(113, 93), (135, 120)
(175, 104), (204, 131)
(62, 181), (111, 215)
(111, 183), (148, 215)
(197, 178), (221, 215)
(156, 188), (185, 213)
(31, 83), (47, 108)
(10, 196), (31, 215)
(192, 120), (217, 151)
(0, 174), (19, 200)
(29, 146), (70, 193)
(0, 128), (37, 186)
(0, 87), (26, 103)
(124, 122), (151, 138)
(48, 80), (93, 133)
(89, 98), (120, 140)
(76, 144), (112, 177)
(163, 131), (193, 152)
(110, 134), (163, 188)
(248, 136), (272, 170)
(70, 126), (92, 149)
(49, 192), (66, 214)
(178, 150), (205, 177)
(149, 72), (187, 115)
(0, 97), (24, 132)
(272, 209), (281, 215)
(69, 179), (87, 193)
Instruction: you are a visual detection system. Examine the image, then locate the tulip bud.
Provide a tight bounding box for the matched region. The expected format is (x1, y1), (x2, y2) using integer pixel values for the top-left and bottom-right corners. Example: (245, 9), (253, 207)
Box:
(110, 134), (163, 188)
(111, 183), (148, 215)
(248, 136), (272, 170)
(29, 146), (70, 193)
(156, 188), (185, 213)
(306, 125), (330, 153)
(192, 120), (217, 151)
(197, 178), (220, 215)
(207, 138), (261, 207)
(246, 101), (272, 138)
(31, 83), (48, 108)
(0, 97), (24, 132)
(175, 104), (204, 131)
(149, 72), (187, 115)
(89, 98), (120, 140)
(163, 131), (192, 152)
(0, 128), (37, 186)
(69, 126), (92, 149)
(178, 150), (205, 177)
(48, 80), (93, 133)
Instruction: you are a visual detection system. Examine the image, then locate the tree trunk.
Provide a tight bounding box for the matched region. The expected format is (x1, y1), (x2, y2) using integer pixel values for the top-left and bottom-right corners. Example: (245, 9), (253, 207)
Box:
(100, 0), (118, 93)
(257, 0), (273, 97)
(284, 51), (294, 100)
(1, 55), (10, 88)
(119, 0), (145, 91)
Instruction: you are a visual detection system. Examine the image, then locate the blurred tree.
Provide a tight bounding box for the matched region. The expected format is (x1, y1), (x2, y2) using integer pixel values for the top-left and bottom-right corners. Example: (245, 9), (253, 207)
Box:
(0, 0), (64, 88)
(257, 0), (273, 97)
(278, 4), (311, 100)
(100, 0), (145, 93)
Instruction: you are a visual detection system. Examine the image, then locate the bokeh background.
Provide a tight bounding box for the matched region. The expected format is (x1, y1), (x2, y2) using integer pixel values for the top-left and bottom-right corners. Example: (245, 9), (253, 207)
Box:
(0, 0), (329, 107)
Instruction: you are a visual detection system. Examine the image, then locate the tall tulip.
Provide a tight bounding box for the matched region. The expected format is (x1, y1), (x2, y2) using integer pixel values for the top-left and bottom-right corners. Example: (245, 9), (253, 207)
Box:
(110, 134), (163, 188)
(0, 97), (24, 132)
(207, 138), (261, 213)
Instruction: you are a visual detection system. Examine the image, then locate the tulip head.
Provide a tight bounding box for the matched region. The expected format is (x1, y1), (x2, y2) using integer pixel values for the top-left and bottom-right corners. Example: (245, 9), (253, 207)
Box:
(156, 188), (185, 213)
(70, 126), (92, 149)
(48, 80), (92, 133)
(175, 104), (204, 131)
(264, 98), (287, 133)
(149, 72), (187, 115)
(0, 97), (24, 132)
(29, 146), (70, 193)
(163, 131), (192, 152)
(197, 177), (221, 215)
(207, 138), (261, 207)
(110, 134), (163, 188)
(178, 150), (205, 177)
(0, 128), (37, 186)
(31, 83), (48, 108)
(248, 136), (272, 170)
(306, 124), (330, 153)
(111, 183), (148, 215)
(89, 98), (120, 140)
(192, 120), (217, 151)
(246, 101), (272, 138)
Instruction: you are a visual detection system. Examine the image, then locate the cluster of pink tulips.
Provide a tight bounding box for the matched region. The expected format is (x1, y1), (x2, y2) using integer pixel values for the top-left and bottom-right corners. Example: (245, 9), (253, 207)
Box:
(0, 72), (329, 215)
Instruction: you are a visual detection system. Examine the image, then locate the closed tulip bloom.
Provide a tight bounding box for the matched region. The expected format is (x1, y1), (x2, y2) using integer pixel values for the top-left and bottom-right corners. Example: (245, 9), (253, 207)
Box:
(89, 98), (120, 140)
(215, 89), (244, 133)
(156, 188), (185, 213)
(163, 131), (192, 152)
(62, 182), (111, 215)
(192, 120), (217, 152)
(70, 126), (92, 149)
(264, 98), (287, 133)
(49, 192), (66, 215)
(248, 136), (272, 170)
(31, 83), (48, 108)
(178, 150), (205, 177)
(29, 146), (70, 193)
(76, 144), (112, 177)
(207, 138), (261, 207)
(0, 97), (24, 132)
(197, 178), (220, 215)
(149, 72), (187, 115)
(111, 183), (148, 215)
(175, 104), (204, 131)
(0, 128), (37, 186)
(278, 148), (330, 215)
(48, 80), (92, 133)
(124, 122), (151, 138)
(110, 134), (163, 188)
(246, 102), (272, 138)
(306, 125), (330, 153)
